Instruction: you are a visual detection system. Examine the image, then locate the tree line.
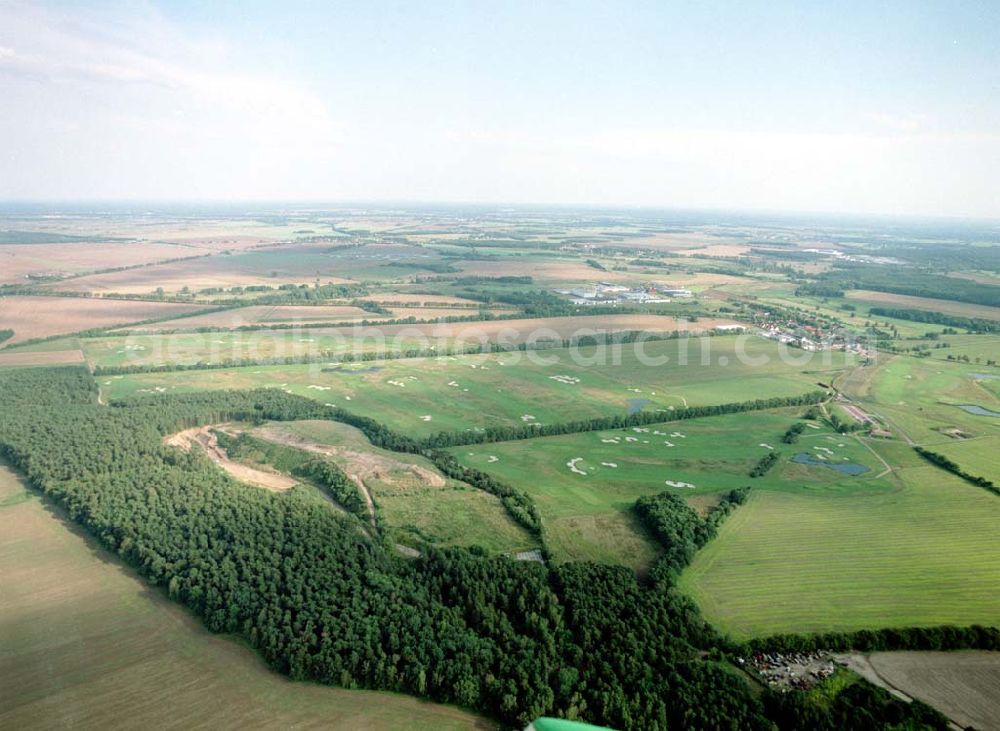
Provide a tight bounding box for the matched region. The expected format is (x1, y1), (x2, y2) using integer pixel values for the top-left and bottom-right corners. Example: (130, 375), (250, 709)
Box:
(869, 307), (999, 334)
(420, 392), (829, 448)
(914, 447), (998, 495)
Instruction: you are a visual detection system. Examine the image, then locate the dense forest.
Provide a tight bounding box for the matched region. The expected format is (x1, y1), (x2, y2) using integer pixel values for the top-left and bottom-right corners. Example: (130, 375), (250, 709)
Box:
(0, 366), (986, 730)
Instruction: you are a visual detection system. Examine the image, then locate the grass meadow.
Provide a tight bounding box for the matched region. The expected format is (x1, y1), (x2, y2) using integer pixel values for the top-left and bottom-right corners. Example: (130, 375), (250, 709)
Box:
(103, 335), (850, 437)
(678, 443), (1000, 638)
(452, 410), (892, 569)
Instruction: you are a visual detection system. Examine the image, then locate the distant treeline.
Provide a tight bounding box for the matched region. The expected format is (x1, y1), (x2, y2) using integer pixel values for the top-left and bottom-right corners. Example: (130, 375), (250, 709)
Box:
(747, 623), (1000, 655)
(819, 265), (999, 308)
(0, 329), (13, 346)
(869, 307), (999, 333)
(914, 447), (998, 495)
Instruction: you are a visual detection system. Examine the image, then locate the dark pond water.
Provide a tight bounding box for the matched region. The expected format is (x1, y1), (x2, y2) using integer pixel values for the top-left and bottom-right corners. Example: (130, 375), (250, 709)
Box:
(956, 404), (1000, 417)
(791, 452), (870, 476)
(627, 398), (652, 415)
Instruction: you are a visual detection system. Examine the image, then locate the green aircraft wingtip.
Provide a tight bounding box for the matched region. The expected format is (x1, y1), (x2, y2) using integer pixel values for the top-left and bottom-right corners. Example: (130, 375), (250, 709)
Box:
(527, 718), (617, 731)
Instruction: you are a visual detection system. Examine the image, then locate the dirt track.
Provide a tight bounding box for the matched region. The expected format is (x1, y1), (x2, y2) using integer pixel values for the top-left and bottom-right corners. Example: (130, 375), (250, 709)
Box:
(250, 424), (449, 529)
(164, 427), (297, 492)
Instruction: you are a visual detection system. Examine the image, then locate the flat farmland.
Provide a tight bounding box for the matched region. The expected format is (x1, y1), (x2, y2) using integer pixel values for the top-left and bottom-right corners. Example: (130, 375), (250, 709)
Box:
(83, 314), (746, 369)
(678, 452), (1000, 639)
(865, 651), (1000, 731)
(103, 335), (850, 437)
(0, 241), (209, 284)
(452, 412), (891, 569)
(361, 293), (483, 306)
(845, 289), (1000, 321)
(0, 296), (207, 344)
(122, 304), (386, 332)
(48, 246), (356, 294)
(0, 462), (492, 731)
(0, 349), (85, 368)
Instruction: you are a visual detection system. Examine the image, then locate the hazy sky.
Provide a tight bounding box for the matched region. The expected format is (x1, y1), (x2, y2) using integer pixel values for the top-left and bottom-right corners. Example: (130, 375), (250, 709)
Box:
(1, 0), (998, 217)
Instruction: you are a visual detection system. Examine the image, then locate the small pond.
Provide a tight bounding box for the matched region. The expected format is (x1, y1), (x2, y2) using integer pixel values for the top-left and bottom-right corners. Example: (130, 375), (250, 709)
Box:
(956, 404), (1000, 417)
(791, 452), (870, 476)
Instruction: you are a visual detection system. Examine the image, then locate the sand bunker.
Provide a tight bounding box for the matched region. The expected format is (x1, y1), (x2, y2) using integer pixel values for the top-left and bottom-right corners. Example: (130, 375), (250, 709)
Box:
(567, 458), (587, 475)
(665, 480), (695, 489)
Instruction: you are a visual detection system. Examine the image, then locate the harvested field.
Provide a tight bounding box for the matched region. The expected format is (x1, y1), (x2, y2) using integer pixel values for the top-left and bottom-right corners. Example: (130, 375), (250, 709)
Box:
(0, 461), (493, 731)
(845, 289), (1000, 321)
(165, 427), (297, 491)
(118, 305), (498, 333)
(361, 293), (483, 306)
(455, 258), (634, 283)
(678, 244), (752, 257)
(0, 242), (208, 284)
(0, 349), (85, 368)
(48, 248), (354, 295)
(0, 296), (206, 344)
(865, 651), (1000, 731)
(123, 304), (380, 332)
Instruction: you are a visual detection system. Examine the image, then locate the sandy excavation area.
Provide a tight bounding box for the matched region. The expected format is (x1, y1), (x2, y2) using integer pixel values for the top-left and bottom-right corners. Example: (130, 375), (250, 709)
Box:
(164, 426), (297, 491)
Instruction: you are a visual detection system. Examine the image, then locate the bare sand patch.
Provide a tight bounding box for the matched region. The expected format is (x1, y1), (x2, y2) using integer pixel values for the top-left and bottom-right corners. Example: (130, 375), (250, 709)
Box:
(165, 427), (297, 491)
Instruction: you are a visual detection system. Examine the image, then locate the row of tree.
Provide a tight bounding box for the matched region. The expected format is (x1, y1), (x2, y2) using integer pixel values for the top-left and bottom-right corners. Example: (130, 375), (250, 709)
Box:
(914, 447), (997, 495)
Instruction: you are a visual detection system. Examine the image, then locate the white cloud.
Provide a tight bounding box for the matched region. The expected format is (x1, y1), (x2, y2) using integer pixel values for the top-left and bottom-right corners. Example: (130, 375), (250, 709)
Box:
(0, 0), (337, 197)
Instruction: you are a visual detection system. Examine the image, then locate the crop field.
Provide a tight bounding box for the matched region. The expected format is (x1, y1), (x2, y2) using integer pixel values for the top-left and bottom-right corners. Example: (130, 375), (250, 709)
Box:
(678, 451), (1000, 638)
(0, 462), (492, 731)
(47, 246), (357, 294)
(248, 420), (537, 554)
(121, 304), (388, 332)
(0, 295), (207, 344)
(452, 411), (892, 569)
(0, 349), (86, 368)
(0, 241), (212, 284)
(864, 651), (1000, 731)
(103, 335), (850, 437)
(845, 289), (1000, 321)
(82, 314), (739, 369)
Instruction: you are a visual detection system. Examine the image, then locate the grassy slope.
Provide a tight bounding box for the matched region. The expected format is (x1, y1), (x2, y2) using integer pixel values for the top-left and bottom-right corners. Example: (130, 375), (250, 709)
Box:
(0, 462), (493, 731)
